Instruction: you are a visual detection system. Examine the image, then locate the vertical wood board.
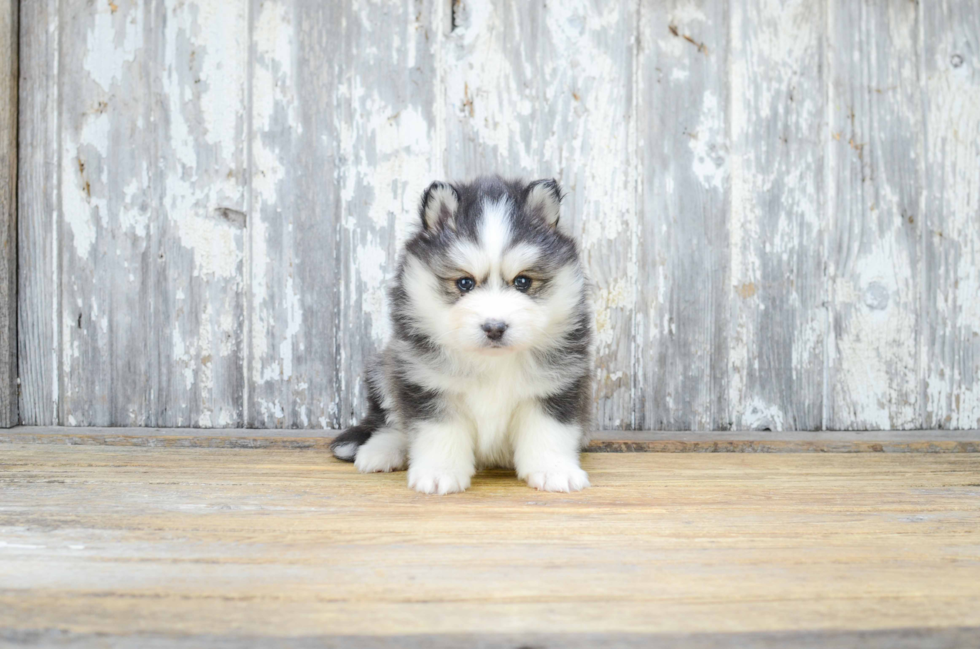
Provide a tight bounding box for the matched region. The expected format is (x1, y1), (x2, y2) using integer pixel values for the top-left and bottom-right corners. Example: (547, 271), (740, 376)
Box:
(0, 0), (17, 427)
(50, 0), (247, 426)
(17, 0), (59, 426)
(920, 0), (980, 429)
(247, 0), (438, 428)
(637, 0), (731, 430)
(444, 0), (638, 428)
(727, 0), (826, 430)
(827, 0), (923, 429)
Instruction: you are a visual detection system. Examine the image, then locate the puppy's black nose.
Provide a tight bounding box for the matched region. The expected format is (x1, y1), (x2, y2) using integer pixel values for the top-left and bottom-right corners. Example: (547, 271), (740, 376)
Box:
(482, 320), (508, 341)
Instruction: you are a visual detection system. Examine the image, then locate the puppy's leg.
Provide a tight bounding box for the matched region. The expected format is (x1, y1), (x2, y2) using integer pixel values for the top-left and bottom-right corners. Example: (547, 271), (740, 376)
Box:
(354, 427), (408, 473)
(512, 404), (590, 493)
(407, 419), (476, 495)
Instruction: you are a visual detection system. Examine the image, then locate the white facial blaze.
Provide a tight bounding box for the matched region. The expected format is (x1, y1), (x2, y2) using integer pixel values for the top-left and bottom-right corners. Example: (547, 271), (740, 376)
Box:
(478, 198), (513, 287)
(442, 198), (534, 353)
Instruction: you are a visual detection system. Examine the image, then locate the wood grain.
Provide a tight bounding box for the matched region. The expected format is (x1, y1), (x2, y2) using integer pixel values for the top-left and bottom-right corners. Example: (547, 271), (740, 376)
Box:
(921, 0), (980, 430)
(49, 1), (248, 427)
(637, 0), (730, 430)
(247, 0), (343, 429)
(728, 0), (825, 430)
(16, 0), (58, 426)
(150, 0), (249, 428)
(827, 0), (923, 430)
(3, 628), (980, 649)
(0, 445), (978, 642)
(247, 0), (438, 429)
(0, 0), (16, 428)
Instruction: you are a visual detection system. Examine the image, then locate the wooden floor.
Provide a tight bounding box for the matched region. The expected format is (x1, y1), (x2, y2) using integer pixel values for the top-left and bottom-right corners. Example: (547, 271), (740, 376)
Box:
(1, 442), (979, 647)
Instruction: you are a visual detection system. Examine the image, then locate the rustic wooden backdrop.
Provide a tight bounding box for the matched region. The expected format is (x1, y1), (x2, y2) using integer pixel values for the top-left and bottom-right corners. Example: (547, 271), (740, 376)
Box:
(14, 0), (980, 431)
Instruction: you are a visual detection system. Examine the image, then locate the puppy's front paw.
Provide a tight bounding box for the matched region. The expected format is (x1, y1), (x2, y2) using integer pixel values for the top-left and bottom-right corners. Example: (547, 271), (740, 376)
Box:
(408, 465), (472, 495)
(524, 466), (590, 493)
(354, 433), (407, 473)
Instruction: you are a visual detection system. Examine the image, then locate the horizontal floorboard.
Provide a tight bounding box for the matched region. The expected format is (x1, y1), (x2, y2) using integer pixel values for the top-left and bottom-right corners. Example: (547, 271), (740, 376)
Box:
(3, 628), (980, 649)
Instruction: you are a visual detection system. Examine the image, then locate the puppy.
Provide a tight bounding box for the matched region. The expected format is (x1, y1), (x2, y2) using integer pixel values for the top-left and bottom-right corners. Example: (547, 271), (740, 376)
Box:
(331, 176), (593, 494)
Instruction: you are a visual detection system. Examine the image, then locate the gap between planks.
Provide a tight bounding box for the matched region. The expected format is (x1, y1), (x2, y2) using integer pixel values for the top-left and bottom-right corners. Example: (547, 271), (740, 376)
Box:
(0, 426), (977, 453)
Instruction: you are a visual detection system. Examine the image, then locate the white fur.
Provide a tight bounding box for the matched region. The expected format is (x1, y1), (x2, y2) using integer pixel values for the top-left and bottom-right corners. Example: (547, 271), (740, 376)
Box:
(396, 351), (588, 491)
(354, 428), (408, 473)
(512, 402), (590, 492)
(332, 442), (358, 461)
(407, 419), (476, 495)
(500, 242), (542, 279)
(402, 380), (589, 493)
(479, 198), (513, 269)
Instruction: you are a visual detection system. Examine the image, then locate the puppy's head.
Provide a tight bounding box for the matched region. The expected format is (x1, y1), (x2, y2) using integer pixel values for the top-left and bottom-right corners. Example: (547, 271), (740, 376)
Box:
(394, 176), (586, 356)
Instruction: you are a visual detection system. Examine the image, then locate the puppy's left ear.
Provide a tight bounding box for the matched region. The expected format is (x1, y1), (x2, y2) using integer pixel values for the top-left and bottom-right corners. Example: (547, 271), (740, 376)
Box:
(525, 179), (563, 228)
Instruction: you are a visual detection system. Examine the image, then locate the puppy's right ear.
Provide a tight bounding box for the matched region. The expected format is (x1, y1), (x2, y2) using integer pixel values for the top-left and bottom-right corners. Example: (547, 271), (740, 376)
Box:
(419, 181), (459, 231)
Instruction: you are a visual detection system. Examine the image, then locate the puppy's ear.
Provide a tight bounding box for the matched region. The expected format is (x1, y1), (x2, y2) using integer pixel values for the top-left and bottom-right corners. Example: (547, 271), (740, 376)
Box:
(419, 181), (459, 231)
(525, 178), (563, 228)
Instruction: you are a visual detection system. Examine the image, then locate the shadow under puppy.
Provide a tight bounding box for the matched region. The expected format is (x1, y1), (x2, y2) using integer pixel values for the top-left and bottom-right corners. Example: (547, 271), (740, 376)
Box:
(331, 176), (594, 494)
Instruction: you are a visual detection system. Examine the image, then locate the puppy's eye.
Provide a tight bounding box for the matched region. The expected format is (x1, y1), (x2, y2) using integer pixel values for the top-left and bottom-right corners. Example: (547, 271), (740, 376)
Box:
(456, 277), (476, 292)
(513, 275), (532, 292)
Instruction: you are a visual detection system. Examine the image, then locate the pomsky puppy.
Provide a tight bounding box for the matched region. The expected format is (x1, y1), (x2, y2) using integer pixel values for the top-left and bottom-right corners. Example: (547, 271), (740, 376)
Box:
(331, 176), (593, 495)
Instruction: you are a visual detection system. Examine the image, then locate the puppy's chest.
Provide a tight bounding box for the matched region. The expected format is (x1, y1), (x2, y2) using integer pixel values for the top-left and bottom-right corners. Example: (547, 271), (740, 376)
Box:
(456, 365), (531, 463)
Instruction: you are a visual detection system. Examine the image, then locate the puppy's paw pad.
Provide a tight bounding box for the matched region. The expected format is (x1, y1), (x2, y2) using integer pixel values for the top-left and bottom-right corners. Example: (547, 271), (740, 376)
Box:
(525, 467), (590, 492)
(408, 467), (471, 495)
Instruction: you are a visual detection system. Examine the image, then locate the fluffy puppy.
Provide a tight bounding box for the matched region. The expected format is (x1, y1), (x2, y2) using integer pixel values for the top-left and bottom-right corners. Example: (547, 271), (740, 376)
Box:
(331, 176), (593, 494)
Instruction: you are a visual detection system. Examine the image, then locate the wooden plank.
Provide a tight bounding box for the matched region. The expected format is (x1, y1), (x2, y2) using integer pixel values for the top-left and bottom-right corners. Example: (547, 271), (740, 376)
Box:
(0, 0), (17, 427)
(443, 1), (638, 428)
(247, 0), (437, 428)
(0, 445), (978, 641)
(727, 0), (825, 430)
(16, 0), (59, 426)
(247, 0), (342, 428)
(56, 1), (247, 426)
(1, 427), (978, 453)
(636, 1), (730, 430)
(3, 628), (980, 649)
(334, 0), (440, 428)
(827, 0), (923, 429)
(150, 0), (248, 427)
(58, 0), (142, 425)
(920, 0), (980, 429)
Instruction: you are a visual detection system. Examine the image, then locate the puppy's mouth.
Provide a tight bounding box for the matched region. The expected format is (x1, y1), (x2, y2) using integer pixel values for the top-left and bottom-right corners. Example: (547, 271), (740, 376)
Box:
(476, 339), (516, 354)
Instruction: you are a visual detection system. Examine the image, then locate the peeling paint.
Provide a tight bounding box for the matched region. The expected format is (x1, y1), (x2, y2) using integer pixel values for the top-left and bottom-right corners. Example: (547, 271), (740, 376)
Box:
(24, 0), (980, 432)
(84, 4), (142, 92)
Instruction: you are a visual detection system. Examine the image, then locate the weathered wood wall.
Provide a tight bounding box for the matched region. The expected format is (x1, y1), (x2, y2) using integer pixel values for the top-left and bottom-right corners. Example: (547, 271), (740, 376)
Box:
(16, 0), (980, 431)
(0, 0), (16, 428)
